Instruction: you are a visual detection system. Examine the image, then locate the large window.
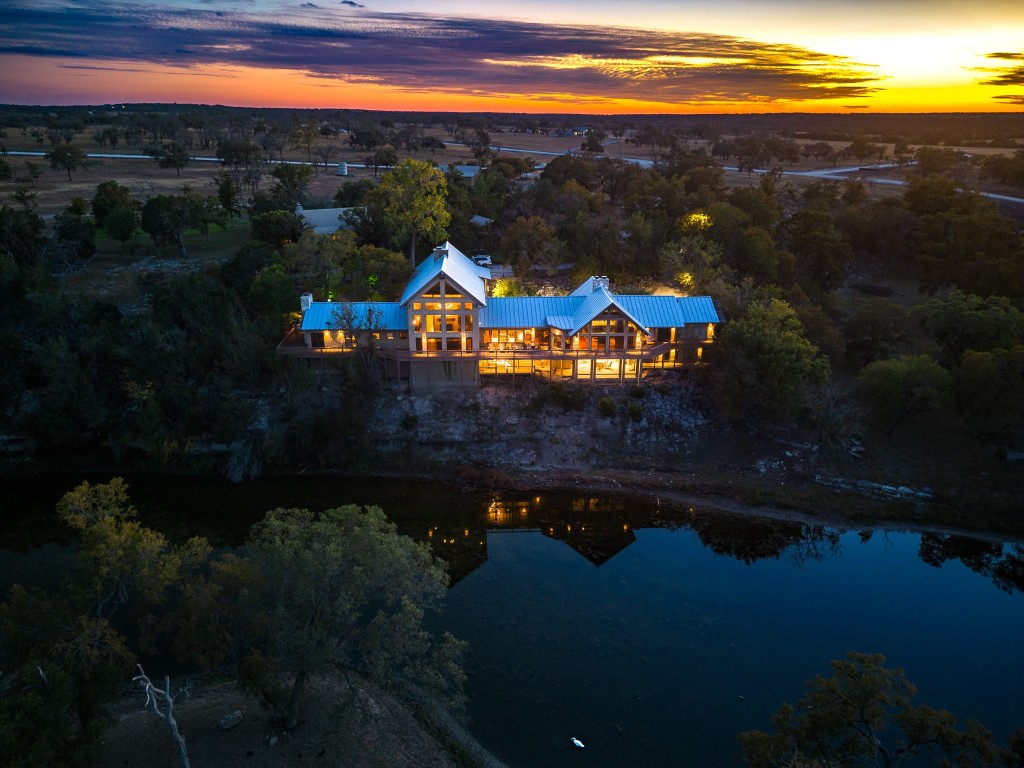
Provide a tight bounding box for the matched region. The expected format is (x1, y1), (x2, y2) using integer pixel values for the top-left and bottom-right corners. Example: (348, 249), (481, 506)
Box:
(412, 279), (477, 352)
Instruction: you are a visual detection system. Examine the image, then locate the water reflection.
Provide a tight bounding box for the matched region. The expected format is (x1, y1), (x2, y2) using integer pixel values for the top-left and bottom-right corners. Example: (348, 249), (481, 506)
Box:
(1, 475), (1022, 596)
(919, 533), (1024, 595)
(433, 493), (848, 585)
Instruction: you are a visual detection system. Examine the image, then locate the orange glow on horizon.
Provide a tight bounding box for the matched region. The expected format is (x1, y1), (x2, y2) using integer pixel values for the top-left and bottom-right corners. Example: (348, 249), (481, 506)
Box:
(6, 54), (1022, 114)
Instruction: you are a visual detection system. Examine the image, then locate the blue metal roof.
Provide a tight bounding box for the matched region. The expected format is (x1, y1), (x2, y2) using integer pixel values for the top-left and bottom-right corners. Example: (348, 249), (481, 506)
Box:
(568, 286), (649, 336)
(617, 295), (720, 327)
(480, 296), (577, 329)
(300, 301), (406, 331)
(300, 271), (719, 336)
(399, 242), (488, 306)
(480, 292), (718, 332)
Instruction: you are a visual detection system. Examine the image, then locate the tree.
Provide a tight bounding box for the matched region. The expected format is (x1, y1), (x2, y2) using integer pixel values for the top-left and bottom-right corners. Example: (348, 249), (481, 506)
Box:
(91, 180), (135, 228)
(0, 479), (209, 767)
(141, 194), (197, 258)
(714, 299), (830, 421)
(149, 141), (190, 176)
(215, 169), (240, 221)
(855, 354), (951, 434)
(499, 215), (559, 275)
(365, 146), (397, 179)
(784, 209), (851, 296)
(271, 163), (313, 204)
(247, 262), (296, 316)
(581, 129), (605, 154)
(467, 127), (494, 162)
(216, 138), (262, 171)
(740, 652), (1007, 768)
(912, 292), (1024, 366)
(49, 205), (97, 264)
(289, 120), (320, 163)
(366, 159), (450, 266)
(334, 178), (375, 207)
(251, 210), (304, 248)
(314, 142), (336, 171)
(954, 345), (1024, 444)
(46, 142), (88, 181)
(104, 205), (139, 254)
(241, 505), (465, 730)
(420, 135), (447, 158)
(844, 298), (909, 366)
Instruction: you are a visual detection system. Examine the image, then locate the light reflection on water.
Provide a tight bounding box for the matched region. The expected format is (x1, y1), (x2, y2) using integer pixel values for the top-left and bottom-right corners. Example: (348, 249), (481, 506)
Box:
(1, 475), (1022, 767)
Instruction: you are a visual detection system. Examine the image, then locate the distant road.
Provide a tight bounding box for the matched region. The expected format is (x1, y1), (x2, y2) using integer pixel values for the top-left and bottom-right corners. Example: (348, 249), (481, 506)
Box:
(6, 149), (369, 169)
(9, 149), (1023, 206)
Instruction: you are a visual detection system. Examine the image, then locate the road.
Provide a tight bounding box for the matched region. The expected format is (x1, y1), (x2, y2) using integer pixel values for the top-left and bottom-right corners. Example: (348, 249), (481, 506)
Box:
(9, 148), (1023, 206)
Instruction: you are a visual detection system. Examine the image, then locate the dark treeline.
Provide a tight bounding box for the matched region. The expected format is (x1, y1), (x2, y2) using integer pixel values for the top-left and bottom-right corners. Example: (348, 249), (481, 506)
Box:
(2, 103), (1023, 148)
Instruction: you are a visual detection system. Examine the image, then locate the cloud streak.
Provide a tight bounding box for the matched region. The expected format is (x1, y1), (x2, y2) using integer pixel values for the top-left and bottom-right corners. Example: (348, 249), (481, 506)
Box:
(0, 1), (883, 106)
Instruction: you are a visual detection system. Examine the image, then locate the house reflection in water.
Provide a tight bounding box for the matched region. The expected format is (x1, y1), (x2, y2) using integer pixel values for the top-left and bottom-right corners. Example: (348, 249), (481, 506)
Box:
(422, 491), (897, 587)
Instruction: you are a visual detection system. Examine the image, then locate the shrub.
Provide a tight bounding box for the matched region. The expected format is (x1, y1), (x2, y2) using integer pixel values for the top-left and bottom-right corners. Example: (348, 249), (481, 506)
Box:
(548, 382), (587, 411)
(597, 396), (617, 418)
(627, 401), (644, 421)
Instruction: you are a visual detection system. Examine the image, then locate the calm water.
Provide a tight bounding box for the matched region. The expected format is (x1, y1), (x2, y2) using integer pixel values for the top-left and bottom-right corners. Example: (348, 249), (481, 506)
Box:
(2, 474), (1022, 767)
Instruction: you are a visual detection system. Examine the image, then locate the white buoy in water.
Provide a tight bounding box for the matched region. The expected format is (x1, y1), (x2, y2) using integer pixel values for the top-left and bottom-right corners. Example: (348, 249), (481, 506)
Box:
(570, 737), (585, 749)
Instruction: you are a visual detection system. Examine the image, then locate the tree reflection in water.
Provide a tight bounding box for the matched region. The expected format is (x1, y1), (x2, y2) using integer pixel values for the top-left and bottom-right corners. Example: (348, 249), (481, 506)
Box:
(918, 533), (1024, 594)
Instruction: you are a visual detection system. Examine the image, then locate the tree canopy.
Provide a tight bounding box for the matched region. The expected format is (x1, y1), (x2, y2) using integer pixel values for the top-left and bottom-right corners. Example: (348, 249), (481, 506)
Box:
(715, 299), (830, 421)
(740, 652), (1020, 768)
(366, 159), (450, 266)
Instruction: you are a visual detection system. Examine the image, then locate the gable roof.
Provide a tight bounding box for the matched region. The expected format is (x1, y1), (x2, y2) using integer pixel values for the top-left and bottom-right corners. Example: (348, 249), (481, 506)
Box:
(568, 286), (649, 336)
(399, 241), (488, 306)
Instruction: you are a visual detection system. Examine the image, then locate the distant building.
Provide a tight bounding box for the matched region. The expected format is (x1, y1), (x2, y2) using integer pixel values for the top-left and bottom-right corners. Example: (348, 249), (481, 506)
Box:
(295, 204), (354, 235)
(278, 242), (720, 391)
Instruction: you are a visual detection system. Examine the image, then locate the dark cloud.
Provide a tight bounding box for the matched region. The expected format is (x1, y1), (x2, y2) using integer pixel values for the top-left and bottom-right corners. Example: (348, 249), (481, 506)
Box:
(0, 1), (883, 105)
(993, 94), (1024, 104)
(339, 1), (364, 7)
(976, 51), (1024, 87)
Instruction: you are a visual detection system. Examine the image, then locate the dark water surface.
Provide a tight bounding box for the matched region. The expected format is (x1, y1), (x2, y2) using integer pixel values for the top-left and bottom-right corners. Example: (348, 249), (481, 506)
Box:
(2, 474), (1022, 767)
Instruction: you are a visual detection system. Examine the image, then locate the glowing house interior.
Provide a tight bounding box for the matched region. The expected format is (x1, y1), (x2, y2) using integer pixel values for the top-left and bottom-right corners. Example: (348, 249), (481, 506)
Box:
(278, 242), (721, 391)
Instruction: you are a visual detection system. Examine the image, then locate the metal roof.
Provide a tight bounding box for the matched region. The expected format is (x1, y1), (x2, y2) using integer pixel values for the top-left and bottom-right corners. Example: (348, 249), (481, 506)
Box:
(300, 301), (406, 331)
(300, 268), (720, 336)
(617, 295), (720, 327)
(480, 292), (718, 332)
(399, 241), (488, 307)
(481, 297), (578, 329)
(568, 286), (649, 336)
(299, 207), (353, 234)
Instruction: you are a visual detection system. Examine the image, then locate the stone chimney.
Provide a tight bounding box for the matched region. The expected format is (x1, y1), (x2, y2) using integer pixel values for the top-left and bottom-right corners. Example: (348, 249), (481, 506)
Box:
(300, 293), (313, 313)
(595, 276), (610, 291)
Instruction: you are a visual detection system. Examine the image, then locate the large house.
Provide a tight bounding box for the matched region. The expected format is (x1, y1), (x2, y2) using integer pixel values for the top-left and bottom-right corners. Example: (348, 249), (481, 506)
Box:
(277, 242), (721, 391)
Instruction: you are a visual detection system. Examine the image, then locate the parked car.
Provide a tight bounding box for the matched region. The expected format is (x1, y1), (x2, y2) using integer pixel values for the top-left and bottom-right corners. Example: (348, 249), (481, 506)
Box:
(471, 254), (493, 267)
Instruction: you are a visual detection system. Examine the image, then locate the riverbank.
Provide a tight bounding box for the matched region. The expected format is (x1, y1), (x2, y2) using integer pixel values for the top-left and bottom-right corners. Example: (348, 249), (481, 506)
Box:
(96, 673), (506, 768)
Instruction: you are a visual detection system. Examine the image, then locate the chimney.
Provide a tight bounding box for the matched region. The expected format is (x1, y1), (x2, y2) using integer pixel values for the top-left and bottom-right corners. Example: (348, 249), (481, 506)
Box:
(595, 276), (610, 291)
(432, 244), (447, 262)
(300, 293), (313, 313)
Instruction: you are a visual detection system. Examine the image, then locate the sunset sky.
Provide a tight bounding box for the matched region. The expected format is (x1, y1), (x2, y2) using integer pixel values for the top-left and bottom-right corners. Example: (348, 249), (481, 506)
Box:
(2, 0), (1023, 113)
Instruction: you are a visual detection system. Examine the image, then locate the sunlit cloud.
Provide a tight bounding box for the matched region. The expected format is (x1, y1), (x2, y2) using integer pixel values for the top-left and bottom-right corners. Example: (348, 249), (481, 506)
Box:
(0, 1), (883, 108)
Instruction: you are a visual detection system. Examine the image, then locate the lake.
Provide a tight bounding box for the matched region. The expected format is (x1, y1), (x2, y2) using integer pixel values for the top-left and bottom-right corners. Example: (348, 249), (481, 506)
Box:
(2, 474), (1022, 766)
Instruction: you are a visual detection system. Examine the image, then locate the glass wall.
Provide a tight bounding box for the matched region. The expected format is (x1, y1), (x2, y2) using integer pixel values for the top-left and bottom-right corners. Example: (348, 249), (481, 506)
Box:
(409, 280), (477, 352)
